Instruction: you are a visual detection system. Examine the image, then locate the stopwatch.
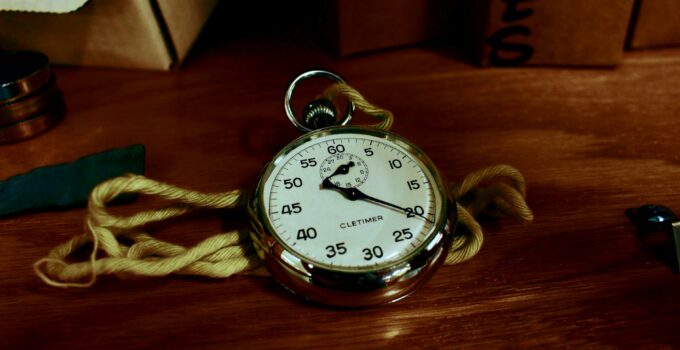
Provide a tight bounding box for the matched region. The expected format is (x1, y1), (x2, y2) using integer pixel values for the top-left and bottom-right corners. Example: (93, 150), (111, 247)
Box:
(248, 71), (456, 307)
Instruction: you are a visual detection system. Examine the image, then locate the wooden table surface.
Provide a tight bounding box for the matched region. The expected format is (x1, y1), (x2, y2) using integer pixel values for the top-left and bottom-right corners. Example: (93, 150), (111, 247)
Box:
(2, 32), (680, 349)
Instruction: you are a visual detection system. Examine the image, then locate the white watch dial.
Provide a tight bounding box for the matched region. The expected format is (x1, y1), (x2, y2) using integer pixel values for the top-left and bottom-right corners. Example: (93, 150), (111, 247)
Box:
(263, 131), (442, 271)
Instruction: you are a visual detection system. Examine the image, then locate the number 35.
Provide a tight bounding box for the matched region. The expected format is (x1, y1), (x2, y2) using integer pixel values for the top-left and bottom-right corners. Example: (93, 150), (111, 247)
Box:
(325, 242), (347, 258)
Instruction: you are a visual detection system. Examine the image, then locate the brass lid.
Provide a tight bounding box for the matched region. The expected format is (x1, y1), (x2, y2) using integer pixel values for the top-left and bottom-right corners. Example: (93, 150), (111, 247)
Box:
(0, 51), (64, 143)
(0, 51), (52, 103)
(0, 102), (64, 144)
(0, 76), (60, 126)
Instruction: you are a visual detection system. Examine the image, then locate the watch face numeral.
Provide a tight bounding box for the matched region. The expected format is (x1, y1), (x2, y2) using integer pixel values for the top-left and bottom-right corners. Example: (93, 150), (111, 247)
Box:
(327, 144), (345, 154)
(300, 158), (317, 168)
(296, 227), (317, 240)
(362, 246), (384, 261)
(405, 205), (425, 218)
(283, 177), (303, 189)
(281, 203), (302, 215)
(392, 228), (413, 242)
(326, 242), (347, 258)
(407, 179), (420, 190)
(388, 159), (402, 169)
(265, 133), (441, 270)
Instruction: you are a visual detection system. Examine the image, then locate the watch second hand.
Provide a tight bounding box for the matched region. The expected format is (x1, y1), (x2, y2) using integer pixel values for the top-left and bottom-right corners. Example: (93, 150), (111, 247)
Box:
(321, 164), (433, 224)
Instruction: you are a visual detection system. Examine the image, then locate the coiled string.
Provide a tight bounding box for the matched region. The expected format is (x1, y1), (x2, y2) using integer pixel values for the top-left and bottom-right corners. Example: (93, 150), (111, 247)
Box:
(34, 83), (533, 287)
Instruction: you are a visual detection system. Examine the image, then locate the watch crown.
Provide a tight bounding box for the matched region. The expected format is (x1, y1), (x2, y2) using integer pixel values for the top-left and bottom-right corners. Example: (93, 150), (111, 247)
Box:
(302, 99), (337, 130)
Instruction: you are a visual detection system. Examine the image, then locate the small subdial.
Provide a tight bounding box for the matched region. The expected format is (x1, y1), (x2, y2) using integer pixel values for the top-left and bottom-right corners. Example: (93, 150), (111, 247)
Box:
(319, 153), (369, 188)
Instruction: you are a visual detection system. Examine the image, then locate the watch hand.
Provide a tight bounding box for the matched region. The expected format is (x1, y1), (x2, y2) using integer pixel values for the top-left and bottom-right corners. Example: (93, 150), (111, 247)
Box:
(321, 178), (433, 224)
(328, 161), (355, 178)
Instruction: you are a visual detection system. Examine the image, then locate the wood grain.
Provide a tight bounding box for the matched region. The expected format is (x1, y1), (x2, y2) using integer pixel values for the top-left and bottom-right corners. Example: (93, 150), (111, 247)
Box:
(1, 32), (680, 349)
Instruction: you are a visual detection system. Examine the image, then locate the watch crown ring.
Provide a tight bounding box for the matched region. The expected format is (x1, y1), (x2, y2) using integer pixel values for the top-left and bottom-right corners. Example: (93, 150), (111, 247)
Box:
(284, 70), (355, 133)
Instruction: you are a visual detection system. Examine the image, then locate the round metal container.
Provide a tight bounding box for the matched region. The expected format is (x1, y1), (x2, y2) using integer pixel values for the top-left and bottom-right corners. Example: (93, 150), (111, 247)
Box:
(0, 51), (64, 143)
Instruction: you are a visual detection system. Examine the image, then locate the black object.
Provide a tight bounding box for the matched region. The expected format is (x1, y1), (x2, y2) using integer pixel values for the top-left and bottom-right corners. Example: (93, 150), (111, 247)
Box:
(626, 205), (678, 231)
(626, 204), (680, 272)
(302, 99), (337, 130)
(0, 144), (145, 217)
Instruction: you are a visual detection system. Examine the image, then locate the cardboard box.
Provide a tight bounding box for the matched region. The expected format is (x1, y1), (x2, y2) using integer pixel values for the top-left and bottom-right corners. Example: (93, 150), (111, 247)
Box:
(320, 0), (452, 56)
(474, 0), (635, 66)
(629, 0), (680, 49)
(0, 0), (217, 70)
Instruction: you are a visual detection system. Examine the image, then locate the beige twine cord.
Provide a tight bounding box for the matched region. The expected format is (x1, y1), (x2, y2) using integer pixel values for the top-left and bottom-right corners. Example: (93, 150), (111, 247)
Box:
(34, 83), (533, 287)
(320, 83), (394, 130)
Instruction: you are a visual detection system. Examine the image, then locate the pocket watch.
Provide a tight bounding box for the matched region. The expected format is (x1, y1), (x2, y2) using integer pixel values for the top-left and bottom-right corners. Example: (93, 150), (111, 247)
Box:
(248, 71), (456, 307)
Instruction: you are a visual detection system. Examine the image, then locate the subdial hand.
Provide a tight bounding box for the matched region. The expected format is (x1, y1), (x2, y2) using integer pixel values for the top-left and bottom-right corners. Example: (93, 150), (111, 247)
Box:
(321, 176), (433, 224)
(329, 161), (355, 178)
